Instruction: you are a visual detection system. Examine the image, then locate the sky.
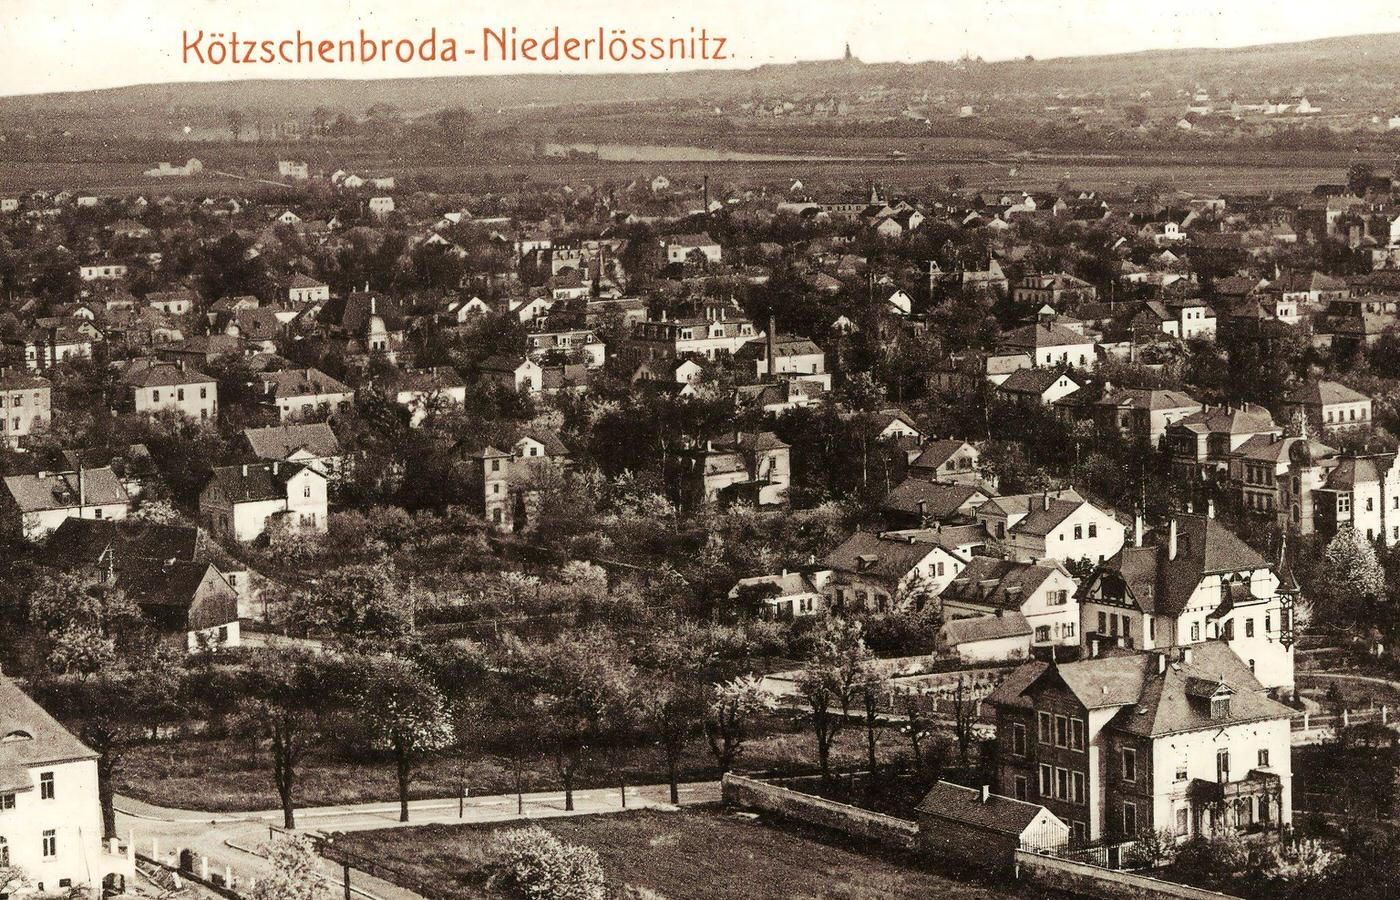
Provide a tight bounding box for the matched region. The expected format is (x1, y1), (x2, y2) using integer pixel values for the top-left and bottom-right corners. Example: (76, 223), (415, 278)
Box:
(6, 0), (1400, 96)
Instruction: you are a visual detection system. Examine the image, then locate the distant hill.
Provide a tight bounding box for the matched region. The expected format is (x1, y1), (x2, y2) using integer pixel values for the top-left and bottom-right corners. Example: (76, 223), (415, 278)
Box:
(6, 31), (1400, 135)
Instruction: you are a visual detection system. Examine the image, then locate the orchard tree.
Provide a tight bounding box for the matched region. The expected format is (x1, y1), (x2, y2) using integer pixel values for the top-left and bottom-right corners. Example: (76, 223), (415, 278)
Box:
(704, 675), (769, 773)
(237, 651), (334, 828)
(356, 657), (455, 822)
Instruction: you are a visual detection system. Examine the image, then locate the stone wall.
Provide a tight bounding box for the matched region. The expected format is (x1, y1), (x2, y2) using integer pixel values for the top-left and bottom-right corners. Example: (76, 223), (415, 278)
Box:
(1013, 849), (1241, 900)
(720, 773), (919, 850)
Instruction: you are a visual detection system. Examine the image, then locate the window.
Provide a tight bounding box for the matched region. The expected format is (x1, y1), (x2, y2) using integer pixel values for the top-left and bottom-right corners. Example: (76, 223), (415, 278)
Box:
(1217, 749), (1230, 782)
(1038, 712), (1053, 744)
(0, 792), (13, 810)
(1070, 718), (1085, 751)
(1049, 590), (1068, 606)
(201, 387), (208, 399)
(152, 389), (160, 402)
(1121, 748), (1137, 782)
(177, 388), (185, 401)
(1074, 525), (1082, 540)
(1176, 807), (1189, 836)
(42, 828), (57, 858)
(1088, 523), (1098, 538)
(303, 484), (312, 498)
(39, 771), (53, 799)
(1175, 764), (1188, 782)
(1014, 775), (1028, 801)
(1039, 764), (1053, 798)
(1212, 697), (1231, 719)
(1055, 715), (1069, 748)
(0, 836), (6, 867)
(1035, 625), (1050, 642)
(1265, 613), (1271, 633)
(1258, 749), (1270, 767)
(1012, 723), (1026, 756)
(1122, 802), (1138, 837)
(1071, 771), (1085, 804)
(1097, 611), (1107, 634)
(1190, 622), (1200, 642)
(1072, 821), (1087, 843)
(1245, 618), (1254, 638)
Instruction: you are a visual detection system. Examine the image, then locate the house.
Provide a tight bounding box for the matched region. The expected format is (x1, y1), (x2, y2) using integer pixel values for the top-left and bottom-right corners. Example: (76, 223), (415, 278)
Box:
(907, 440), (984, 483)
(0, 674), (134, 897)
(278, 160), (309, 179)
(121, 360), (217, 422)
(881, 479), (992, 527)
(386, 367), (468, 426)
(1281, 381), (1372, 434)
(625, 305), (759, 364)
(1094, 387), (1202, 447)
(1012, 273), (1097, 308)
(728, 570), (824, 619)
(243, 422), (346, 481)
(317, 292), (406, 362)
(2, 467), (131, 539)
(254, 367), (354, 421)
(986, 642), (1294, 845)
(664, 232), (722, 266)
(978, 491), (1125, 565)
(6, 326), (94, 371)
(78, 262), (128, 281)
(1311, 452), (1400, 545)
(286, 273), (330, 305)
(1078, 513), (1295, 692)
(1228, 433), (1336, 529)
(916, 782), (1068, 870)
(818, 530), (968, 612)
(938, 613), (1035, 663)
(46, 518), (240, 652)
(998, 321), (1097, 369)
(368, 196), (395, 219)
(480, 355), (543, 395)
(1167, 404), (1281, 477)
(677, 431), (790, 510)
(734, 334), (826, 382)
(464, 428), (572, 532)
(146, 289), (196, 315)
(939, 557), (1081, 648)
(199, 461), (328, 543)
(0, 371), (51, 447)
(995, 367), (1082, 406)
(527, 329), (606, 368)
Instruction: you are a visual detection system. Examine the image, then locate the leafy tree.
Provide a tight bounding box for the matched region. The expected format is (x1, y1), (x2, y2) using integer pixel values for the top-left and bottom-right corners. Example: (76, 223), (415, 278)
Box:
(290, 565), (415, 652)
(704, 675), (768, 773)
(237, 651), (334, 828)
(356, 656), (455, 822)
(795, 618), (872, 782)
(1319, 527), (1385, 619)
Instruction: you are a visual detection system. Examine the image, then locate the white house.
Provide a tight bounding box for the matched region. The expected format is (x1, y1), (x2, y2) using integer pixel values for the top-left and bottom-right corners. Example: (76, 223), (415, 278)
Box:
(3, 468), (131, 540)
(978, 491), (1125, 565)
(940, 557), (1081, 648)
(0, 675), (133, 897)
(199, 461), (328, 543)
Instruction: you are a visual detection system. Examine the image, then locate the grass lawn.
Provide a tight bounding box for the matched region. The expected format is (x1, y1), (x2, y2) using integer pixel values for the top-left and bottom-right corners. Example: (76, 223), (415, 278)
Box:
(1297, 674), (1400, 708)
(329, 807), (1033, 900)
(115, 712), (949, 812)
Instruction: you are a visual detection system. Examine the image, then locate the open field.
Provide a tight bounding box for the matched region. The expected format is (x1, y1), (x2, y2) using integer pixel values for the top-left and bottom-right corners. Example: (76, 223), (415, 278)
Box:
(330, 807), (1035, 900)
(113, 712), (937, 812)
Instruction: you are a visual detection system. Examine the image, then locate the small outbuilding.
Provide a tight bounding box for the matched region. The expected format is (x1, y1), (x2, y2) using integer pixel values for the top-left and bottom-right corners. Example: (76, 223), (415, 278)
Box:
(916, 781), (1068, 871)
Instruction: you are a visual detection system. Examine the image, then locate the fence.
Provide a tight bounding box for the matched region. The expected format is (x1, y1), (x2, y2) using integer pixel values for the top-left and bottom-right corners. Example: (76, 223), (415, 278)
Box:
(720, 772), (919, 850)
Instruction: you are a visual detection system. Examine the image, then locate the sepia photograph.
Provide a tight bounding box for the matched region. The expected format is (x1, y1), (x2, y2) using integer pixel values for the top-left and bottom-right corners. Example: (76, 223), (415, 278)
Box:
(3, 0), (1400, 897)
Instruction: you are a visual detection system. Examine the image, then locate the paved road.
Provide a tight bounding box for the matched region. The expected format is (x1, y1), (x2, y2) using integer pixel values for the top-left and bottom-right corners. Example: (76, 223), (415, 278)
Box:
(117, 781), (721, 899)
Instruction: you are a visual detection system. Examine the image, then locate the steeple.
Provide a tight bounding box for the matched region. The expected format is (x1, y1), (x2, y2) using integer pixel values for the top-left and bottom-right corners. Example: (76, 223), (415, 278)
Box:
(844, 42), (853, 61)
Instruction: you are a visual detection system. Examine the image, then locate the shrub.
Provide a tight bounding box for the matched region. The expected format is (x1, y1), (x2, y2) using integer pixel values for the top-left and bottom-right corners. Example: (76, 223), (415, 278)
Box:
(487, 826), (607, 900)
(1126, 828), (1177, 869)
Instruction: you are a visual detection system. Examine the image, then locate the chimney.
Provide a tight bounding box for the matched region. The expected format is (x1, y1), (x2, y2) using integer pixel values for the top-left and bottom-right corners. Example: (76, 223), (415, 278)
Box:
(272, 461), (279, 475)
(703, 175), (710, 213)
(1134, 511), (1144, 547)
(242, 464), (249, 477)
(916, 499), (928, 524)
(370, 294), (377, 316)
(1182, 646), (1194, 665)
(1206, 499), (1215, 519)
(767, 315), (777, 380)
(1168, 518), (1179, 560)
(980, 784), (990, 804)
(1043, 491), (1050, 511)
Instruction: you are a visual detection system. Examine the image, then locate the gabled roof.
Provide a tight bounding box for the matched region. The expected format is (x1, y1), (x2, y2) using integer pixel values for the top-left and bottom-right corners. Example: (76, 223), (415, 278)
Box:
(256, 367), (351, 398)
(1170, 404), (1277, 436)
(996, 367), (1079, 396)
(4, 468), (130, 513)
(941, 611), (1032, 644)
(1096, 387), (1199, 411)
(1084, 515), (1267, 617)
(1009, 497), (1091, 538)
(940, 557), (1069, 612)
(821, 531), (956, 586)
(47, 517), (198, 566)
(731, 571), (819, 599)
(881, 479), (986, 518)
(1283, 380), (1369, 406)
(1000, 322), (1094, 350)
(122, 361), (214, 388)
(915, 781), (1052, 836)
(243, 422), (343, 460)
(978, 489), (1083, 520)
(206, 461), (315, 504)
(1323, 454), (1398, 491)
(0, 675), (97, 790)
(116, 561), (239, 632)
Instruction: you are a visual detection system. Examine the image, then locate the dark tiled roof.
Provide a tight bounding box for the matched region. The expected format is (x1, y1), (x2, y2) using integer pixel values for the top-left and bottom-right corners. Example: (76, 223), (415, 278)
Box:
(243, 423), (343, 460)
(0, 676), (97, 791)
(4, 468), (129, 512)
(206, 461), (309, 503)
(916, 781), (1049, 836)
(881, 479), (986, 518)
(47, 518), (198, 566)
(256, 367), (351, 398)
(941, 557), (1067, 612)
(941, 611), (1032, 644)
(1283, 380), (1369, 406)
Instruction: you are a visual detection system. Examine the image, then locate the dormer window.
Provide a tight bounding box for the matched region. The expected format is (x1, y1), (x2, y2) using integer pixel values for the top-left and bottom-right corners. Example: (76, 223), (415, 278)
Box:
(1211, 697), (1230, 719)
